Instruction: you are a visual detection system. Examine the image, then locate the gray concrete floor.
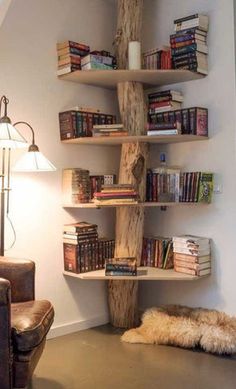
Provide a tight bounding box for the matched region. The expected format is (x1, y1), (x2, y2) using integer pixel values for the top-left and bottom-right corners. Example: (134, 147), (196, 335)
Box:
(30, 324), (236, 389)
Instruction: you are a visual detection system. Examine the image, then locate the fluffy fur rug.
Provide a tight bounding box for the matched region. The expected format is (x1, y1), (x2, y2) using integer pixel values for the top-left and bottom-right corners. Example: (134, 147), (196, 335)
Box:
(121, 305), (236, 354)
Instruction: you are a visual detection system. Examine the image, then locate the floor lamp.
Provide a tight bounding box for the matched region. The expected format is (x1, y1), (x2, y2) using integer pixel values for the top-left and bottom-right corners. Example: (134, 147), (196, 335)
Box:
(0, 95), (56, 255)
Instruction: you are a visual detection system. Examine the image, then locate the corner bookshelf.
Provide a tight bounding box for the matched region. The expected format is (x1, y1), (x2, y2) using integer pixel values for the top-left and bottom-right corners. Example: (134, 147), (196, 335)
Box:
(63, 267), (207, 281)
(58, 69), (204, 90)
(59, 67), (210, 327)
(62, 202), (205, 209)
(61, 134), (208, 146)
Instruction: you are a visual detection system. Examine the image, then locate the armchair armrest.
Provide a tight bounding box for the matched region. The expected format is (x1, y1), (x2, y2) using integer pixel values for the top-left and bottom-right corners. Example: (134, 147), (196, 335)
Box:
(0, 257), (35, 302)
(0, 278), (12, 389)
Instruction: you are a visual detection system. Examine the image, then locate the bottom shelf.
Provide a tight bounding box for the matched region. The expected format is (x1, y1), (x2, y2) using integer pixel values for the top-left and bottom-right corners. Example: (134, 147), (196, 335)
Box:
(63, 267), (209, 281)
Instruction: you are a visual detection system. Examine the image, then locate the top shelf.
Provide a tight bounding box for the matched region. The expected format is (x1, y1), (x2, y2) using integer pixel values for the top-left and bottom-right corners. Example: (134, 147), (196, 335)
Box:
(58, 69), (205, 90)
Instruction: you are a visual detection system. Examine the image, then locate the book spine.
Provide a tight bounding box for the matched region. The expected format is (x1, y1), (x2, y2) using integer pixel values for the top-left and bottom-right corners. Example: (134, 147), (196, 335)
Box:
(171, 44), (198, 56)
(170, 34), (197, 42)
(181, 109), (190, 134)
(174, 14), (199, 24)
(59, 111), (77, 140)
(63, 243), (79, 273)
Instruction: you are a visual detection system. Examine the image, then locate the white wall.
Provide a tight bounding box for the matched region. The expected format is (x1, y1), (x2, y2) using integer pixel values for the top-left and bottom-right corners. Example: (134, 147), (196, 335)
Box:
(0, 0), (119, 336)
(140, 0), (236, 315)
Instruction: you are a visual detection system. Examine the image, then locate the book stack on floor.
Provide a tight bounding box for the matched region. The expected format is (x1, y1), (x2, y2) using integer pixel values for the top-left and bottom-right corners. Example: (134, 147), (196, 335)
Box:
(59, 108), (116, 140)
(105, 258), (137, 276)
(170, 14), (209, 75)
(141, 237), (173, 269)
(90, 174), (116, 199)
(81, 50), (116, 70)
(173, 235), (211, 276)
(143, 46), (172, 69)
(92, 124), (128, 137)
(63, 222), (115, 274)
(57, 40), (90, 75)
(148, 104), (208, 136)
(147, 90), (183, 136)
(93, 184), (138, 205)
(62, 168), (91, 204)
(179, 172), (213, 203)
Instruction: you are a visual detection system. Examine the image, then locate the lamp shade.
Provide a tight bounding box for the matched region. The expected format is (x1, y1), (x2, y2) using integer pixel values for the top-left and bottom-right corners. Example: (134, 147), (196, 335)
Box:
(13, 150), (56, 172)
(0, 122), (28, 148)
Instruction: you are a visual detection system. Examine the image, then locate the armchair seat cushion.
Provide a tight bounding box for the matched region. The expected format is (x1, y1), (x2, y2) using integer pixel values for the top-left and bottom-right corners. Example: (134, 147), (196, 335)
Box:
(11, 300), (54, 352)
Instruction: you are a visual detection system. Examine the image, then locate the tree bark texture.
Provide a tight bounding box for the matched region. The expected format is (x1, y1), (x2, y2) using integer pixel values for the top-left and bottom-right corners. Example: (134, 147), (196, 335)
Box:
(108, 0), (148, 329)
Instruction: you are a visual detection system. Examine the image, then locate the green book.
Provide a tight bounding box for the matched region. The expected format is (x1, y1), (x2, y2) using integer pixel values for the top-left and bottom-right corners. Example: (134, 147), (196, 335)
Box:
(198, 172), (213, 203)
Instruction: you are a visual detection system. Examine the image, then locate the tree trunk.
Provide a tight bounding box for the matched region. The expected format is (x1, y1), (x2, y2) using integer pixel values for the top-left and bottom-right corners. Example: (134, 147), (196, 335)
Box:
(108, 0), (148, 328)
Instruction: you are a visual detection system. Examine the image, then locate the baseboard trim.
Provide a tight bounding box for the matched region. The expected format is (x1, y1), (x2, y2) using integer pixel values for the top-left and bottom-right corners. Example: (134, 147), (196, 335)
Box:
(47, 313), (109, 339)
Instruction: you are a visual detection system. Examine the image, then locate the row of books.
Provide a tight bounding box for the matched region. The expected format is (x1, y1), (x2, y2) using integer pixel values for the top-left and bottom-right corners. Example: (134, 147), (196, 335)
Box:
(179, 172), (213, 203)
(173, 235), (211, 276)
(141, 237), (173, 269)
(148, 106), (208, 136)
(142, 46), (172, 70)
(59, 109), (116, 140)
(93, 184), (138, 206)
(64, 239), (115, 273)
(146, 170), (213, 204)
(171, 14), (209, 75)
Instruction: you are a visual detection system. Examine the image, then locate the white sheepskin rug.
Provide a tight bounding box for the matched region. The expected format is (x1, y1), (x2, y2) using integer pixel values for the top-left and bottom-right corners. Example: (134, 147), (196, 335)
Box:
(121, 305), (236, 354)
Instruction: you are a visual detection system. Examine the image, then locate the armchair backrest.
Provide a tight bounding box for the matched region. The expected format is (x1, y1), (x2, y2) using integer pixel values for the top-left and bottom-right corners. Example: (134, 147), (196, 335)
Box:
(0, 257), (35, 302)
(0, 278), (12, 389)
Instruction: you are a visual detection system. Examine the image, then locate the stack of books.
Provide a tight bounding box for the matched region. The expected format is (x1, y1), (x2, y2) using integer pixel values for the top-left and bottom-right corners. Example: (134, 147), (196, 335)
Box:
(170, 14), (209, 75)
(57, 40), (90, 76)
(173, 235), (211, 276)
(93, 184), (138, 205)
(147, 90), (183, 136)
(92, 124), (127, 137)
(90, 174), (116, 199)
(59, 108), (116, 140)
(143, 46), (172, 69)
(179, 172), (213, 203)
(105, 258), (137, 276)
(81, 51), (116, 70)
(63, 222), (98, 245)
(141, 237), (173, 269)
(62, 168), (91, 204)
(148, 106), (208, 136)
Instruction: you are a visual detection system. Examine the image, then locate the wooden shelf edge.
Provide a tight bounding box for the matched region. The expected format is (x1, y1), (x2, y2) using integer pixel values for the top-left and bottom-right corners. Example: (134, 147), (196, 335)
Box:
(62, 202), (207, 209)
(61, 134), (208, 145)
(58, 69), (205, 90)
(63, 268), (209, 281)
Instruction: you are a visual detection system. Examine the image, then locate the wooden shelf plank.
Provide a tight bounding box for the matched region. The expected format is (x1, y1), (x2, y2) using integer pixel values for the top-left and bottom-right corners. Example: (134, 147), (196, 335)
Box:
(63, 267), (208, 281)
(62, 202), (203, 209)
(61, 134), (208, 145)
(58, 69), (204, 90)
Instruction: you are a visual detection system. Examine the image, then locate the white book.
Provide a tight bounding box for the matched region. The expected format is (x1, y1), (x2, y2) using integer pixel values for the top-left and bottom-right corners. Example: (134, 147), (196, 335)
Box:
(147, 129), (180, 136)
(173, 235), (210, 245)
(173, 246), (210, 256)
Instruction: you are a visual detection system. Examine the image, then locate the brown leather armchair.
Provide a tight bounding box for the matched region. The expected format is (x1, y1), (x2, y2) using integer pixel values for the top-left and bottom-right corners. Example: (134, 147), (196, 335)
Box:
(0, 257), (54, 389)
